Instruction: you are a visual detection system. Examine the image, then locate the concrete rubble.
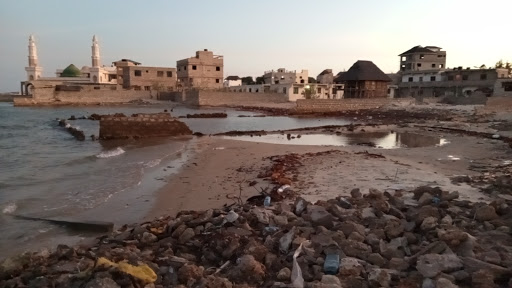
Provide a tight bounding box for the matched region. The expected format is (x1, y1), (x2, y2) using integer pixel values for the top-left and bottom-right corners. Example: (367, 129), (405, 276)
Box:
(2, 182), (512, 288)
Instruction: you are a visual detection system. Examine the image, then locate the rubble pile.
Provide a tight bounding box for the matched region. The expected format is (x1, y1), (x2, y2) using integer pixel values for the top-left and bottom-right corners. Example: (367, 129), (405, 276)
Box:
(2, 185), (512, 288)
(182, 113), (228, 118)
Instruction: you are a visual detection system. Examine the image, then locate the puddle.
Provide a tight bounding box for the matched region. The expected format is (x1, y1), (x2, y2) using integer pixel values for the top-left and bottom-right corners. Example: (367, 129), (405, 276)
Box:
(223, 132), (448, 149)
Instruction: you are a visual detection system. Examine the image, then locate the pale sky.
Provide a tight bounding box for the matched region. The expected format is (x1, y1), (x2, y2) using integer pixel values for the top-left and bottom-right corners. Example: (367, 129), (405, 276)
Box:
(1, 0), (511, 92)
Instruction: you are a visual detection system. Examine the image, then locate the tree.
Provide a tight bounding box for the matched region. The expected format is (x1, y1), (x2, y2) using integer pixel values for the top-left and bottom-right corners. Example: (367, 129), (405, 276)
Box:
(241, 76), (255, 85)
(255, 76), (265, 84)
(308, 77), (316, 83)
(302, 84), (318, 99)
(496, 59), (505, 68)
(479, 64), (487, 69)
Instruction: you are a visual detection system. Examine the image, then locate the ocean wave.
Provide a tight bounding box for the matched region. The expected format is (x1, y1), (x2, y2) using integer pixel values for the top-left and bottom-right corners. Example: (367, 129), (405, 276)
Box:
(2, 203), (17, 214)
(144, 159), (161, 168)
(96, 147), (125, 159)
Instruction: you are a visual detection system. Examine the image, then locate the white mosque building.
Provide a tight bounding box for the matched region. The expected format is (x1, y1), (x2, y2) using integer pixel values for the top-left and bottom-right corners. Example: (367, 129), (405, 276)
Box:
(21, 35), (117, 95)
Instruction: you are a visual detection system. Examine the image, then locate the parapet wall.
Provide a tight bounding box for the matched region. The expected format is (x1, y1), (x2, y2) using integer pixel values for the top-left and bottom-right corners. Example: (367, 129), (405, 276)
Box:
(160, 90), (288, 106)
(99, 113), (192, 140)
(295, 98), (414, 112)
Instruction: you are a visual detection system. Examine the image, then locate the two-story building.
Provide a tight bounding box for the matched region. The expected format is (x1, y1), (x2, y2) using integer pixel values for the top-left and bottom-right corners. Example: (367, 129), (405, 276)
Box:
(263, 68), (308, 84)
(176, 49), (224, 89)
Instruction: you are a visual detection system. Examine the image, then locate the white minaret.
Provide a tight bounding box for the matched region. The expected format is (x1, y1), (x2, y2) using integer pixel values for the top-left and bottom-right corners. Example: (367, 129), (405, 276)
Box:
(25, 35), (43, 81)
(91, 35), (100, 67)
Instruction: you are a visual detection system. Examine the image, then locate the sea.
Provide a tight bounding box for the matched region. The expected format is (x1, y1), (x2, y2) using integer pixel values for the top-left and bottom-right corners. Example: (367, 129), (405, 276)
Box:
(0, 102), (351, 259)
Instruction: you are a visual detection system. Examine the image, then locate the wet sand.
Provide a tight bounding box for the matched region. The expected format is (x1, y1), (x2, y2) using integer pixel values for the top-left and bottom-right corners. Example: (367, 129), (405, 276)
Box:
(145, 125), (512, 220)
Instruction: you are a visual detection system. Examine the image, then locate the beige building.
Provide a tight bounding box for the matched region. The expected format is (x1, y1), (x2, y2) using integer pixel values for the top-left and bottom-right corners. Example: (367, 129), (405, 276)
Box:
(176, 49), (224, 89)
(399, 46), (446, 72)
(263, 68), (309, 84)
(317, 69), (334, 84)
(120, 65), (177, 91)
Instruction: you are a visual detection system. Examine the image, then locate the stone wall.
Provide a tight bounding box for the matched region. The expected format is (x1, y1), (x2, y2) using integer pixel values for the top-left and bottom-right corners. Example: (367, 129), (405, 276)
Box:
(99, 113), (192, 140)
(476, 97), (512, 114)
(159, 90), (288, 106)
(295, 98), (414, 112)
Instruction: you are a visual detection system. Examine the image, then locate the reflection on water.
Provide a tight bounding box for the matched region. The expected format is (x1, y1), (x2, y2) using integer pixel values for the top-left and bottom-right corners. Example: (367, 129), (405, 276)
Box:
(224, 132), (447, 149)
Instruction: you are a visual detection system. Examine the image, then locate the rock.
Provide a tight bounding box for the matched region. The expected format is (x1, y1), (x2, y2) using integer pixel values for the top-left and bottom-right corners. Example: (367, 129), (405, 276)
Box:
(367, 253), (388, 267)
(436, 278), (459, 288)
(422, 278), (435, 288)
(140, 232), (158, 244)
(388, 258), (409, 271)
(437, 229), (468, 246)
(294, 197), (308, 216)
(384, 220), (404, 239)
(416, 254), (463, 278)
(348, 232), (365, 242)
(339, 221), (366, 237)
(417, 193), (433, 206)
(368, 268), (391, 287)
(350, 188), (362, 198)
(472, 269), (497, 288)
(478, 251), (501, 265)
(203, 275), (233, 288)
(474, 206), (499, 221)
(54, 244), (75, 260)
(279, 227), (296, 253)
(178, 264), (204, 284)
(85, 277), (121, 288)
(273, 215), (288, 226)
(339, 257), (363, 277)
(420, 216), (437, 231)
(277, 267), (291, 280)
(416, 206), (440, 223)
(252, 208), (270, 224)
(340, 240), (371, 260)
(441, 215), (453, 226)
(460, 256), (509, 277)
(178, 228), (195, 244)
(450, 270), (470, 281)
(320, 274), (342, 288)
(308, 205), (334, 229)
(231, 255), (265, 283)
(361, 207), (376, 219)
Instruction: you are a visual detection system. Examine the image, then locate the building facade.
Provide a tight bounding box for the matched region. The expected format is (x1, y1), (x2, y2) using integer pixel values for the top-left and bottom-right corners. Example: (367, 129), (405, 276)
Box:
(224, 76), (242, 87)
(176, 49), (224, 89)
(399, 46), (446, 72)
(317, 69), (334, 84)
(339, 60), (391, 98)
(121, 66), (177, 91)
(263, 68), (308, 85)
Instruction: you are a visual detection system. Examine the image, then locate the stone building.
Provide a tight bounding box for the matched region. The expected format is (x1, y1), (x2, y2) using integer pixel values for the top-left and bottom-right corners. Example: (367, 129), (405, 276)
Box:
(224, 76), (242, 87)
(176, 49), (224, 89)
(120, 65), (177, 91)
(317, 69), (334, 84)
(399, 45), (446, 72)
(263, 68), (308, 85)
(338, 60), (392, 98)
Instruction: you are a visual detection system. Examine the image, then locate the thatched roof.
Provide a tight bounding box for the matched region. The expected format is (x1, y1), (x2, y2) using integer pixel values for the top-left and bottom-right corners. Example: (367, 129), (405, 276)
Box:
(338, 61), (391, 82)
(318, 69), (332, 76)
(333, 72), (345, 83)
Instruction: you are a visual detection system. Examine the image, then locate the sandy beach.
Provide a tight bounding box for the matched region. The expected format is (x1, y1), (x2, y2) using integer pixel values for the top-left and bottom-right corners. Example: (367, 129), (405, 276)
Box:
(145, 124), (512, 221)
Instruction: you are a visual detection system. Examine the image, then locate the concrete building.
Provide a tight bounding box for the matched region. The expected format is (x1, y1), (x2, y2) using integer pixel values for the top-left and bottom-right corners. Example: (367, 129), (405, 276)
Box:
(317, 69), (334, 84)
(263, 68), (308, 85)
(338, 60), (392, 98)
(227, 82), (344, 101)
(120, 65), (177, 91)
(176, 49), (224, 89)
(399, 46), (446, 72)
(224, 76), (242, 87)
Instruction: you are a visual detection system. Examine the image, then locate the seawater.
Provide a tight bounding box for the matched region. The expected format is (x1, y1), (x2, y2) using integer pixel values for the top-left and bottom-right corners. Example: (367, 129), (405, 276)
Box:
(0, 103), (350, 259)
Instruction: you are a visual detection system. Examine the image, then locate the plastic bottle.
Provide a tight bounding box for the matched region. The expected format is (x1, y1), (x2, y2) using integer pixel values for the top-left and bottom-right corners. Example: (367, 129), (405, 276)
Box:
(264, 196), (271, 207)
(323, 253), (340, 275)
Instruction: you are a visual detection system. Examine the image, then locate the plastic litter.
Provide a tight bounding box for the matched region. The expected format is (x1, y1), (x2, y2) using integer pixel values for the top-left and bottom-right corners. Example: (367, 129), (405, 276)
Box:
(96, 257), (157, 283)
(264, 196), (271, 207)
(263, 226), (279, 235)
(290, 241), (309, 288)
(277, 184), (291, 193)
(432, 197), (441, 204)
(323, 253), (340, 275)
(279, 227), (296, 254)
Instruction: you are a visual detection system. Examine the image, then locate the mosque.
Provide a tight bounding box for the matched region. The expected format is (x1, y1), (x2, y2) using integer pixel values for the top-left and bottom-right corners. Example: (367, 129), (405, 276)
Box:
(21, 35), (117, 95)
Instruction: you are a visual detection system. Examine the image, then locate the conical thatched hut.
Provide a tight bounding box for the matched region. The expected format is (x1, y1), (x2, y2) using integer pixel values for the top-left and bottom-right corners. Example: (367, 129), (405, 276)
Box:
(339, 60), (391, 98)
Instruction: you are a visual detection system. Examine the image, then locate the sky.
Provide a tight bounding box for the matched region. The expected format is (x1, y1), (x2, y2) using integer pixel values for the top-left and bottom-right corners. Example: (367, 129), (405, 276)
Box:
(0, 0), (511, 92)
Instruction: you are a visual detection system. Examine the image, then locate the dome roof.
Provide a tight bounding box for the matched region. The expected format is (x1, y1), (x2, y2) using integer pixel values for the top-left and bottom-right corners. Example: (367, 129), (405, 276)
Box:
(61, 64), (82, 77)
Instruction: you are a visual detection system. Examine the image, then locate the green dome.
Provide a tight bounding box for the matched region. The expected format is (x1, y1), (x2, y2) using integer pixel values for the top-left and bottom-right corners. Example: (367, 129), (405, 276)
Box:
(61, 64), (82, 77)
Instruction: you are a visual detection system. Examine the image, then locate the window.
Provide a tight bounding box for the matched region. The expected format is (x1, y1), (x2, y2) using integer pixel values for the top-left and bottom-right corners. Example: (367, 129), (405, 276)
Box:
(184, 66), (187, 70)
(282, 87), (286, 93)
(134, 70), (142, 76)
(293, 87), (299, 94)
(189, 78), (193, 83)
(387, 88), (391, 94)
(216, 66), (220, 71)
(419, 77), (423, 82)
(448, 75), (454, 81)
(408, 77), (413, 82)
(439, 64), (444, 68)
(431, 64), (436, 68)
(167, 71), (172, 77)
(418, 90), (423, 96)
(501, 74), (505, 78)
(134, 86), (141, 91)
(255, 89), (259, 92)
(216, 79), (220, 83)
(438, 55), (443, 58)
(249, 88), (252, 92)
(462, 75), (468, 81)
(300, 79), (305, 84)
(317, 87), (322, 94)
(144, 86), (151, 91)
(146, 70), (149, 73)
(157, 71), (164, 77)
(417, 63), (422, 67)
(94, 86), (100, 90)
(480, 74), (487, 80)
(192, 65), (197, 70)
(504, 82), (512, 91)
(401, 56), (406, 61)
(420, 54), (424, 59)
(430, 76), (436, 81)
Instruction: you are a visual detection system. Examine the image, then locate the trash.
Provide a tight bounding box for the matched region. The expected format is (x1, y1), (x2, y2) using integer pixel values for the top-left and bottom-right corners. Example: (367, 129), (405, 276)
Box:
(224, 210), (239, 223)
(279, 227), (296, 254)
(291, 241), (309, 288)
(263, 226), (279, 235)
(323, 253), (340, 275)
(432, 197), (441, 204)
(492, 134), (500, 139)
(96, 257), (157, 283)
(278, 185), (291, 193)
(264, 196), (271, 207)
